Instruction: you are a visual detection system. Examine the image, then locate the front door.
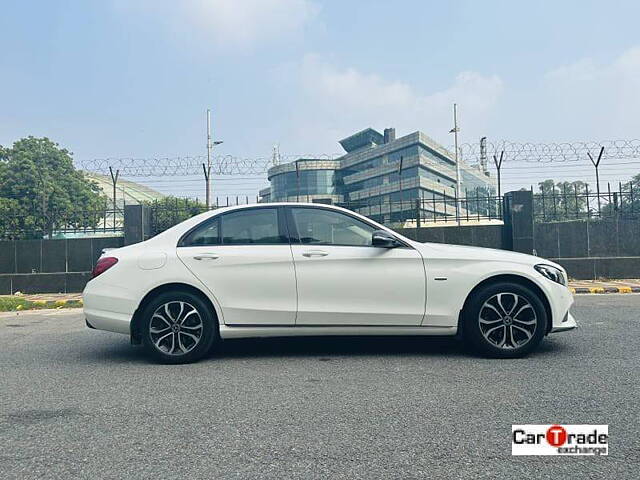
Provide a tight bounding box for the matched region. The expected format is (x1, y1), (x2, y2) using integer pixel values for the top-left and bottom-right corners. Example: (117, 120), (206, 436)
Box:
(177, 207), (296, 325)
(287, 206), (426, 326)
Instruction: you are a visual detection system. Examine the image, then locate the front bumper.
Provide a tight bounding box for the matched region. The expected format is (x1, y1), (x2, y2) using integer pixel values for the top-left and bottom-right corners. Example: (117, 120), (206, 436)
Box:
(550, 311), (577, 333)
(538, 275), (577, 334)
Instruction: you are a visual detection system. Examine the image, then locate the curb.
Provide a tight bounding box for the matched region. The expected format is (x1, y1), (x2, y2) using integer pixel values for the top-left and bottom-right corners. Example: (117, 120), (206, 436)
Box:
(0, 307), (82, 318)
(570, 286), (640, 294)
(0, 297), (83, 313)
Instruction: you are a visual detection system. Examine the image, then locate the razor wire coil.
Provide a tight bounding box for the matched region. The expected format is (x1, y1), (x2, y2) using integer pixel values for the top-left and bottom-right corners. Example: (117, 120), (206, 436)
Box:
(76, 140), (640, 177)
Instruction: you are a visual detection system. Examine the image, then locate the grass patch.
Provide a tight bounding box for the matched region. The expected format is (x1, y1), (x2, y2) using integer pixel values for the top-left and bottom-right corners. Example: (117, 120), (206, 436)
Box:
(0, 297), (83, 312)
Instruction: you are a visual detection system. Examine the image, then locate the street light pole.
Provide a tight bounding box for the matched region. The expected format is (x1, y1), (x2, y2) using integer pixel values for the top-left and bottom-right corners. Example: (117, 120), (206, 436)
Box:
(206, 109), (212, 208)
(449, 103), (461, 224)
(205, 109), (223, 209)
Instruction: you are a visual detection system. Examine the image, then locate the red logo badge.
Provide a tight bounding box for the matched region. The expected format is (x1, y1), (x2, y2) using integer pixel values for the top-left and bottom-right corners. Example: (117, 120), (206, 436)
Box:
(546, 425), (567, 447)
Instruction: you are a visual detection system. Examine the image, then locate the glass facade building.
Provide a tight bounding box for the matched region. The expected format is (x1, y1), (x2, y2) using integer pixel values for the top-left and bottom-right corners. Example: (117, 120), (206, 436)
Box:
(262, 128), (496, 224)
(265, 159), (343, 204)
(271, 169), (338, 199)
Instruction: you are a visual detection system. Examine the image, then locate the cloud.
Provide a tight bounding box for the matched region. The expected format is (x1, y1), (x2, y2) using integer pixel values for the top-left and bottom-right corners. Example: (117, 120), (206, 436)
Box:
(531, 45), (640, 140)
(284, 55), (503, 152)
(112, 0), (319, 50)
(183, 0), (320, 49)
(283, 45), (640, 155)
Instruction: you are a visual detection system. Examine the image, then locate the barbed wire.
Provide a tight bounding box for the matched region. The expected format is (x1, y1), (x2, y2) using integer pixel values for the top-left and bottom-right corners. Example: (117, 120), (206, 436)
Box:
(460, 139), (640, 163)
(77, 153), (341, 177)
(76, 140), (640, 177)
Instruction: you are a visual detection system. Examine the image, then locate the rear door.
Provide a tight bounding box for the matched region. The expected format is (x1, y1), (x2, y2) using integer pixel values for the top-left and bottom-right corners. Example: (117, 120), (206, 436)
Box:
(177, 207), (297, 325)
(287, 206), (426, 326)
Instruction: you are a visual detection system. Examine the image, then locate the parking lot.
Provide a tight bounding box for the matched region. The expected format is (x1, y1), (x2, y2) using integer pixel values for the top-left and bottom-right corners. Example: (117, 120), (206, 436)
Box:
(1, 295), (638, 479)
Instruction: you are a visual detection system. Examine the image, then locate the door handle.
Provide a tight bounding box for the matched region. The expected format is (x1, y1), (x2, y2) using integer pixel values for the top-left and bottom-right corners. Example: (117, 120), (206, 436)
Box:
(302, 250), (328, 257)
(193, 253), (219, 260)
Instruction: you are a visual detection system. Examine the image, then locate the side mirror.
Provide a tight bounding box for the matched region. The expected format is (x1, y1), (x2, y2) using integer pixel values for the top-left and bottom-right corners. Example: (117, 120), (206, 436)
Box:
(372, 230), (401, 248)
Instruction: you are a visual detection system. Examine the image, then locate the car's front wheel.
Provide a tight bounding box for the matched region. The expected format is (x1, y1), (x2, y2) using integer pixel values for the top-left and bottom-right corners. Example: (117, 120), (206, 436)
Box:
(462, 282), (548, 358)
(140, 291), (218, 364)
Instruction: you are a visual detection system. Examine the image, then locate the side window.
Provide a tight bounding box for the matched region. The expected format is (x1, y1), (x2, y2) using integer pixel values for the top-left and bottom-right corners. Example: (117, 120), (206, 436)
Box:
(181, 218), (220, 246)
(291, 208), (376, 246)
(221, 208), (285, 245)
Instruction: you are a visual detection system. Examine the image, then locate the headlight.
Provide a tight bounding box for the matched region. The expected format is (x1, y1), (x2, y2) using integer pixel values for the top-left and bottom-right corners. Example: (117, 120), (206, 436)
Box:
(535, 264), (567, 286)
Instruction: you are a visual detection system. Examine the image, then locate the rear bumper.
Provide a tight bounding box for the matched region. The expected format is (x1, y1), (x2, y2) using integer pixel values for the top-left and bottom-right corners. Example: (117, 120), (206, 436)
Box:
(84, 308), (132, 335)
(83, 280), (136, 336)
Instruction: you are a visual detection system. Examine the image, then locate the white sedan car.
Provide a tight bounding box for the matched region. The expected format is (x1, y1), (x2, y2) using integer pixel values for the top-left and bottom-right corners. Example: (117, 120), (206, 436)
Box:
(84, 203), (576, 363)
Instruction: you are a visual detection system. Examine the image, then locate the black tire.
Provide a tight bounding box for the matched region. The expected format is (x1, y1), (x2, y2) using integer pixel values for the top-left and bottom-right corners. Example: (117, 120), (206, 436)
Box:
(140, 290), (218, 364)
(462, 282), (548, 358)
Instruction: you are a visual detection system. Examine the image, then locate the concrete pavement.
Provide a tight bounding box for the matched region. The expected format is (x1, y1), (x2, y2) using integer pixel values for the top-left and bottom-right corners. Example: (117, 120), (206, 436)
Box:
(1, 296), (638, 479)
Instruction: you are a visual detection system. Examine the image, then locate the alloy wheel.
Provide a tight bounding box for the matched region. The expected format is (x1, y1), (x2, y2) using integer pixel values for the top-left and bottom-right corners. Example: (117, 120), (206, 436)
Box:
(478, 292), (537, 349)
(148, 301), (204, 356)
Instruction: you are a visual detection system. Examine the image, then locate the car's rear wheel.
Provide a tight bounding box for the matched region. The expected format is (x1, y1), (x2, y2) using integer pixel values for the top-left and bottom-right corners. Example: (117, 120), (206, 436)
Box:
(141, 291), (218, 364)
(462, 282), (548, 358)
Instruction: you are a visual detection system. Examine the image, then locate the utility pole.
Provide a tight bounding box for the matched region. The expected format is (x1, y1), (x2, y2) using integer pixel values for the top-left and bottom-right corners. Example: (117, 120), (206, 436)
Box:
(449, 103), (461, 224)
(205, 109), (223, 209)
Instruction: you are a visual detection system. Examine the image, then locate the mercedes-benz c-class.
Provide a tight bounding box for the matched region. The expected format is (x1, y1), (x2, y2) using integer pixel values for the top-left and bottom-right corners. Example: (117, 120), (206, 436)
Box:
(83, 203), (576, 363)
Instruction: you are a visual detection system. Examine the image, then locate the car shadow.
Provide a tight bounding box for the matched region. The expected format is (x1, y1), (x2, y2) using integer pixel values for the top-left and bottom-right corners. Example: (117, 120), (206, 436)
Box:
(77, 340), (151, 365)
(215, 334), (574, 360)
(74, 333), (573, 365)
(74, 335), (468, 364)
(215, 335), (468, 359)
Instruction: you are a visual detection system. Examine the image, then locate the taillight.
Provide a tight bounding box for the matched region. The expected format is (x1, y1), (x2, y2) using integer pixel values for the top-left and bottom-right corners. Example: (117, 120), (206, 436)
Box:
(92, 257), (118, 278)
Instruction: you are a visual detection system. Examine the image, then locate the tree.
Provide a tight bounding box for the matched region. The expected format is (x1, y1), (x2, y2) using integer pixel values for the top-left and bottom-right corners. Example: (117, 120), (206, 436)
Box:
(626, 173), (640, 190)
(601, 173), (640, 216)
(0, 137), (106, 239)
(0, 197), (23, 240)
(147, 196), (206, 233)
(620, 174), (640, 214)
(530, 179), (588, 221)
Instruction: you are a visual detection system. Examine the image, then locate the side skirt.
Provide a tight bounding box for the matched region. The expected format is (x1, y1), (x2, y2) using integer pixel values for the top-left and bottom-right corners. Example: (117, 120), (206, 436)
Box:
(219, 325), (457, 339)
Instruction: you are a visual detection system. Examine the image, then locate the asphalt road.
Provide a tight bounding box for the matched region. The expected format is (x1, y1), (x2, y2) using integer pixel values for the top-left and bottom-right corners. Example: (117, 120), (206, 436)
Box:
(1, 296), (638, 479)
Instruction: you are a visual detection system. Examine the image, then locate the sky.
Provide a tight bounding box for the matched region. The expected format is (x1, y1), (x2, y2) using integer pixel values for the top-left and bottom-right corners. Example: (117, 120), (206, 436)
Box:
(2, 0), (640, 197)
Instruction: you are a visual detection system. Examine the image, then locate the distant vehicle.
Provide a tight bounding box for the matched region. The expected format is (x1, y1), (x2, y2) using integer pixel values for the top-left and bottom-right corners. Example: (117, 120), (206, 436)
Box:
(83, 203), (576, 363)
